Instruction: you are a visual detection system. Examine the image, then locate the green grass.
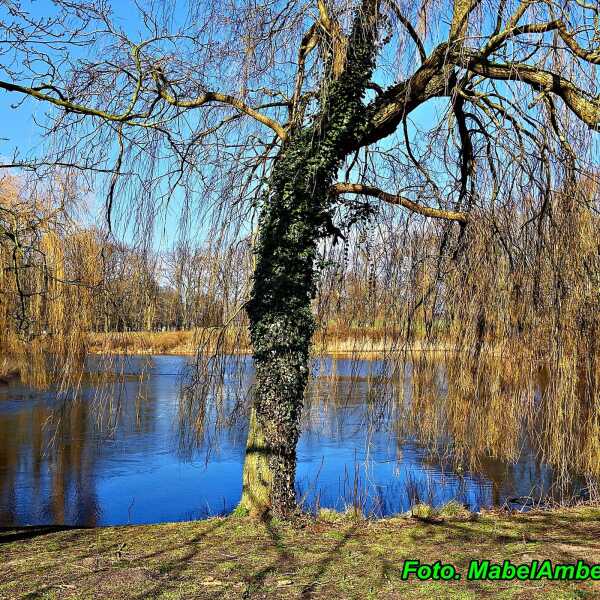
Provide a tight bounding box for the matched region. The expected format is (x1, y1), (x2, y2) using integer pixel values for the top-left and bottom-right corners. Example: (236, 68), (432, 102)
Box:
(1, 507), (599, 599)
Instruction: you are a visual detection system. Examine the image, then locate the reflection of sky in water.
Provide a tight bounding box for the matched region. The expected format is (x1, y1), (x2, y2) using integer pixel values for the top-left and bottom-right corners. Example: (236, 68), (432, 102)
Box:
(0, 355), (563, 526)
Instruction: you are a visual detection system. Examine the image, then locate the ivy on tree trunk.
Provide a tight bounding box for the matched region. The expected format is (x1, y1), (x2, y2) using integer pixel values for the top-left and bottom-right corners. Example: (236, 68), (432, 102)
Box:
(240, 0), (380, 518)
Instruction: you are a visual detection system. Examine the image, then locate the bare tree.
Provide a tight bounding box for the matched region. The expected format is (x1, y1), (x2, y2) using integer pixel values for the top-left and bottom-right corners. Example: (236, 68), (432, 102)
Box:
(0, 0), (599, 517)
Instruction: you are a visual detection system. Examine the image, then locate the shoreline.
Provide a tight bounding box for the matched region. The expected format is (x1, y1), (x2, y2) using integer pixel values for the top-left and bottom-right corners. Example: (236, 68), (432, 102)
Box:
(86, 330), (465, 358)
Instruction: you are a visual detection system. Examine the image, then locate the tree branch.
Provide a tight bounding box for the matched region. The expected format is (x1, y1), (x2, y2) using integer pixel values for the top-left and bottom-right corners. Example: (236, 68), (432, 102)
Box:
(450, 0), (483, 41)
(357, 43), (454, 148)
(330, 182), (469, 223)
(459, 55), (600, 130)
(291, 23), (319, 123)
(556, 20), (600, 65)
(383, 0), (426, 63)
(0, 73), (289, 142)
(0, 79), (145, 122)
(152, 78), (288, 141)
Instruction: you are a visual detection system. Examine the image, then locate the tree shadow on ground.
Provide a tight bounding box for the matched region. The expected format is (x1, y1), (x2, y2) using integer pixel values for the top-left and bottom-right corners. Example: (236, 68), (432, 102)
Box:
(127, 518), (230, 599)
(299, 523), (358, 599)
(407, 516), (600, 549)
(0, 525), (91, 545)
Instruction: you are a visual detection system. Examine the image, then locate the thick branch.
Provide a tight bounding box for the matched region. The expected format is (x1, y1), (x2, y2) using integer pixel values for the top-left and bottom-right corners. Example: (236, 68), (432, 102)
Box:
(482, 20), (560, 56)
(331, 182), (469, 223)
(483, 17), (600, 64)
(291, 23), (319, 122)
(450, 0), (483, 40)
(357, 43), (453, 147)
(316, 0), (348, 79)
(460, 55), (600, 130)
(556, 20), (600, 65)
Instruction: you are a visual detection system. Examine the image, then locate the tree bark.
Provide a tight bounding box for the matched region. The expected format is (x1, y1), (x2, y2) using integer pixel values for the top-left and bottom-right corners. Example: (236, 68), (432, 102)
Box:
(239, 406), (272, 518)
(239, 139), (327, 517)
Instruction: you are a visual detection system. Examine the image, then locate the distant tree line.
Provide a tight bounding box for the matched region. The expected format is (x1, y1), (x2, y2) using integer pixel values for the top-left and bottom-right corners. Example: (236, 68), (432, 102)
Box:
(0, 177), (251, 337)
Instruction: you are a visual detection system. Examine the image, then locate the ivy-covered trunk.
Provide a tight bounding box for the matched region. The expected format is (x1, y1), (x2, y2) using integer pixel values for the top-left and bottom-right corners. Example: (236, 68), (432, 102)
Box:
(239, 0), (379, 518)
(241, 139), (331, 516)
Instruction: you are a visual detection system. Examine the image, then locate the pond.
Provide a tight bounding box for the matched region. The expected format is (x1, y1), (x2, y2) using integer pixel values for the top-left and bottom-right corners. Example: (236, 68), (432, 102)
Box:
(0, 354), (591, 526)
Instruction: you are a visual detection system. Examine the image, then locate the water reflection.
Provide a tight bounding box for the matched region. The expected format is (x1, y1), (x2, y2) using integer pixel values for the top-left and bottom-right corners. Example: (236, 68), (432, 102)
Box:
(0, 354), (595, 526)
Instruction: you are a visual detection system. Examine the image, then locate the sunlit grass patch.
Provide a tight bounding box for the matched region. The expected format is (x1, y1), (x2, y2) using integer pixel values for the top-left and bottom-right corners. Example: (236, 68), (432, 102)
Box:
(1, 507), (599, 599)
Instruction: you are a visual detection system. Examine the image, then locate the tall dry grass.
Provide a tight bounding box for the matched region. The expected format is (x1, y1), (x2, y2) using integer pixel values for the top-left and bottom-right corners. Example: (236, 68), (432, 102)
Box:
(87, 328), (251, 355)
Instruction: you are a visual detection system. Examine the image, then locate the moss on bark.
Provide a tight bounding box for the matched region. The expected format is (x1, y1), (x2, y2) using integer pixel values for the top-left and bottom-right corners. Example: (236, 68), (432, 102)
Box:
(239, 407), (272, 518)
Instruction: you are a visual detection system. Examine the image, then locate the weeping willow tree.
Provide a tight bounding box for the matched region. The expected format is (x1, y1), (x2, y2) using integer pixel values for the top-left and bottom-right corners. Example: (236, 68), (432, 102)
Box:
(0, 175), (107, 387)
(311, 178), (600, 502)
(0, 0), (599, 517)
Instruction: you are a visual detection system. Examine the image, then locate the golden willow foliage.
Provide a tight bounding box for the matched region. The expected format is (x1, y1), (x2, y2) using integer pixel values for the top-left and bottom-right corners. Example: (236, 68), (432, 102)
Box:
(0, 177), (102, 388)
(0, 175), (251, 389)
(307, 179), (600, 492)
(397, 182), (600, 488)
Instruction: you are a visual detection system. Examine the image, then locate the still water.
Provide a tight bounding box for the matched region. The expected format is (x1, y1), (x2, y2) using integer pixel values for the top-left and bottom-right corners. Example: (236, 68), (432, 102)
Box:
(0, 355), (583, 526)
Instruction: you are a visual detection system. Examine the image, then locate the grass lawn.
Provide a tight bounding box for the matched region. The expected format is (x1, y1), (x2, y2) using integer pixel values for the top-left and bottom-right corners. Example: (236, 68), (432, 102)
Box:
(1, 507), (599, 599)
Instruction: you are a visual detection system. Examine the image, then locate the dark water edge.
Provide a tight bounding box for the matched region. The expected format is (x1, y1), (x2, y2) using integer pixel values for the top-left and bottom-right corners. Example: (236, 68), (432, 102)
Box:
(0, 355), (590, 526)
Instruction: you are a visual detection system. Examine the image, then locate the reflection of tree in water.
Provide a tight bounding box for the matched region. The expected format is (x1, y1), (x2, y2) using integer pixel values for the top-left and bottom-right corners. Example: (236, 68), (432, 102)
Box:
(181, 352), (598, 509)
(0, 390), (100, 525)
(0, 359), (156, 526)
(176, 353), (252, 463)
(2, 347), (597, 525)
(397, 351), (599, 504)
(277, 353), (598, 508)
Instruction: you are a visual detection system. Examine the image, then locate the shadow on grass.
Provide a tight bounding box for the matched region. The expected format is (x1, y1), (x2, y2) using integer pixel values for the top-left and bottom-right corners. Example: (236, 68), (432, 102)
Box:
(0, 525), (92, 545)
(128, 518), (230, 599)
(300, 523), (358, 599)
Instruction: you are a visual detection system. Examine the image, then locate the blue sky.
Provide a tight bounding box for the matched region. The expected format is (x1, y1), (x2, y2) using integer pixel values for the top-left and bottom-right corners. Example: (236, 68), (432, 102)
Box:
(2, 1), (596, 253)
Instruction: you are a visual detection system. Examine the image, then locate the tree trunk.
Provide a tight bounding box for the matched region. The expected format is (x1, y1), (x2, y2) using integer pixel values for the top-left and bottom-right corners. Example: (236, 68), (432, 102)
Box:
(238, 0), (379, 518)
(239, 143), (325, 517)
(239, 407), (272, 518)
